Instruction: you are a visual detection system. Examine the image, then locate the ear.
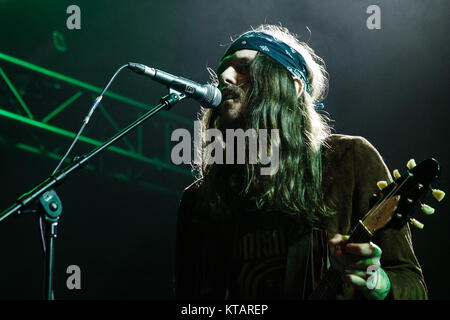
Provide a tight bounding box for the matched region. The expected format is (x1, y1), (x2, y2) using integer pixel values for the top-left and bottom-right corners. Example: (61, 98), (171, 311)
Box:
(293, 77), (304, 97)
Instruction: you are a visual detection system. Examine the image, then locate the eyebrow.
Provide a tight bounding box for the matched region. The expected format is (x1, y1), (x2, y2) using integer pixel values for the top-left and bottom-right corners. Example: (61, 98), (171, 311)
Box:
(217, 54), (253, 74)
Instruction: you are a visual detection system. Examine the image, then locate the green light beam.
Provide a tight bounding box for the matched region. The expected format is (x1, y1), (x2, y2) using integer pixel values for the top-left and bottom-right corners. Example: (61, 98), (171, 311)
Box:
(11, 142), (174, 195)
(42, 91), (83, 123)
(0, 52), (192, 126)
(0, 108), (192, 176)
(98, 102), (136, 153)
(14, 143), (94, 169)
(0, 66), (34, 119)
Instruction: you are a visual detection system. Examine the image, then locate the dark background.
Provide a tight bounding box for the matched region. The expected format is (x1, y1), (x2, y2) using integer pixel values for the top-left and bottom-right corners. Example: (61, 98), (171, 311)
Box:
(0, 0), (448, 299)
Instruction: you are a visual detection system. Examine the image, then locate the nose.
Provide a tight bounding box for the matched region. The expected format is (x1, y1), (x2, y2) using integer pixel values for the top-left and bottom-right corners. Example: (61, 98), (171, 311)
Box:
(220, 66), (239, 86)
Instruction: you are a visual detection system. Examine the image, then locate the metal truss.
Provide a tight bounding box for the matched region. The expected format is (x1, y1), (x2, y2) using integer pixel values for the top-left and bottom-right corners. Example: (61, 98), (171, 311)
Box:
(0, 52), (193, 194)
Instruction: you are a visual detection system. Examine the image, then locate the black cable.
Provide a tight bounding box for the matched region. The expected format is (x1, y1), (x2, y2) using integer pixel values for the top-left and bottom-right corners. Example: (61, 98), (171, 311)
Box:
(51, 64), (129, 175)
(37, 64), (129, 299)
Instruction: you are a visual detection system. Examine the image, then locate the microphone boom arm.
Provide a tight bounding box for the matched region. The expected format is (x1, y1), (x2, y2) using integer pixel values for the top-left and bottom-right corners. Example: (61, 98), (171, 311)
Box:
(0, 90), (186, 300)
(0, 90), (186, 222)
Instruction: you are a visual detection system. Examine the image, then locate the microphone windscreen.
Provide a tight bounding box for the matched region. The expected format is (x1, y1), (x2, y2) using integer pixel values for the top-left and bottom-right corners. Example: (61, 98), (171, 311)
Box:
(202, 85), (222, 108)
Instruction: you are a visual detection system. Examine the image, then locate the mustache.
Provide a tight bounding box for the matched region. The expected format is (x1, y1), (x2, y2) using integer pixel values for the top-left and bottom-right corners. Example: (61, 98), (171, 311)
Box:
(219, 85), (246, 103)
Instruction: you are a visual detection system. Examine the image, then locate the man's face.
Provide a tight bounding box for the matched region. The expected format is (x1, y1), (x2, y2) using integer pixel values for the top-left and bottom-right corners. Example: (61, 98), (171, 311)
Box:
(216, 49), (258, 129)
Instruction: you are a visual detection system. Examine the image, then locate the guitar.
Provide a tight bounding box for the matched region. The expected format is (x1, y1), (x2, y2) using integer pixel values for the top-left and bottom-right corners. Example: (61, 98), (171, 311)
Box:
(309, 158), (444, 300)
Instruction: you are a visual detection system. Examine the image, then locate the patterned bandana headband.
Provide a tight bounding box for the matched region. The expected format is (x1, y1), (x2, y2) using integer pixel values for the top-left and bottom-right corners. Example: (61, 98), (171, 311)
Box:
(222, 31), (324, 110)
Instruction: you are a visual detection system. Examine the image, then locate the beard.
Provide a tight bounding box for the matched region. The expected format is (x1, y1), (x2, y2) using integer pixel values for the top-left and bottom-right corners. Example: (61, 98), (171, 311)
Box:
(216, 84), (248, 131)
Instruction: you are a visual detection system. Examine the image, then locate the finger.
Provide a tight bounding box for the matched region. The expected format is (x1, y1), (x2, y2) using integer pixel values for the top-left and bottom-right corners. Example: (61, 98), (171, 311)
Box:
(346, 274), (367, 289)
(331, 251), (372, 272)
(338, 257), (379, 271)
(354, 257), (381, 269)
(345, 269), (369, 280)
(329, 234), (350, 246)
(331, 246), (365, 270)
(329, 234), (350, 265)
(345, 241), (382, 257)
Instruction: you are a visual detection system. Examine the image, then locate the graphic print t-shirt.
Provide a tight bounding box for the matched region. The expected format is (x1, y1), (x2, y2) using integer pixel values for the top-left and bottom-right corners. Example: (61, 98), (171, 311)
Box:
(228, 208), (309, 299)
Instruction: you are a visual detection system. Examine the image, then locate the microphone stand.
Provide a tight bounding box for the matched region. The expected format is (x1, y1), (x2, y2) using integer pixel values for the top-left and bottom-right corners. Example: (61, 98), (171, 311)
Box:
(0, 89), (186, 300)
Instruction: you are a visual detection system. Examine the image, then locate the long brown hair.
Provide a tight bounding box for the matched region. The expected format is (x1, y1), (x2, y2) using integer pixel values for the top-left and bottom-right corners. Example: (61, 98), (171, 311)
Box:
(193, 25), (335, 225)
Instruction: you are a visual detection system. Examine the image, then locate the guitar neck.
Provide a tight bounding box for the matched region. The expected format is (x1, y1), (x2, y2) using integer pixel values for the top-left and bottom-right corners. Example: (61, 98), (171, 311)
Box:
(309, 158), (442, 299)
(308, 221), (372, 300)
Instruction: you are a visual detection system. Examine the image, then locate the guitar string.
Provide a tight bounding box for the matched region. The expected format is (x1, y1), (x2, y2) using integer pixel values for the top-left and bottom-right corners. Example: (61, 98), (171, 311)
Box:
(352, 173), (411, 242)
(313, 174), (412, 299)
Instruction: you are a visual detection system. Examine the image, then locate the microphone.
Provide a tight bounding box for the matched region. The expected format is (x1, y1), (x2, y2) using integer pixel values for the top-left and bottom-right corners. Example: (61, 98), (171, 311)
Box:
(127, 62), (222, 108)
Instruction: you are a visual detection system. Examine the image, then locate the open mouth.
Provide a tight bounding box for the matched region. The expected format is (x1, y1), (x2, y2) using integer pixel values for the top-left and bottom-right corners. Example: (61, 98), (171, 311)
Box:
(220, 86), (243, 103)
(221, 96), (240, 108)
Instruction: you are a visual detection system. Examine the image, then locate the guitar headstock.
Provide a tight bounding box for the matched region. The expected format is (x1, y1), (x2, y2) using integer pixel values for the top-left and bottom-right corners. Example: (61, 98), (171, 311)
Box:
(361, 158), (443, 234)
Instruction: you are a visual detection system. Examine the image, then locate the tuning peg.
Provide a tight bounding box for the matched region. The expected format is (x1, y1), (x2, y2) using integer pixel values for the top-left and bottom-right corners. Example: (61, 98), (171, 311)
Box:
(420, 203), (435, 215)
(432, 189), (445, 202)
(377, 180), (388, 190)
(393, 169), (401, 179)
(407, 159), (416, 170)
(410, 218), (424, 229)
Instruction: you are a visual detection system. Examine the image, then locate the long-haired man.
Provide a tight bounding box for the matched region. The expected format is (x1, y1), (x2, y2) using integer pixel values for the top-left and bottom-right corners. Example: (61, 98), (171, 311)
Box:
(174, 24), (427, 300)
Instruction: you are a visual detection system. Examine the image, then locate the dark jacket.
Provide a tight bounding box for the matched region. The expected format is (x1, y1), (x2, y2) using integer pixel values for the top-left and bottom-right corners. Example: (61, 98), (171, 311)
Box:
(174, 134), (428, 299)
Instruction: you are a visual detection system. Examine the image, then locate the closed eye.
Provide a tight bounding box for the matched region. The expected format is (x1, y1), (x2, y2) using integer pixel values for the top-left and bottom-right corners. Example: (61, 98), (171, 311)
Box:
(217, 55), (252, 76)
(236, 64), (250, 74)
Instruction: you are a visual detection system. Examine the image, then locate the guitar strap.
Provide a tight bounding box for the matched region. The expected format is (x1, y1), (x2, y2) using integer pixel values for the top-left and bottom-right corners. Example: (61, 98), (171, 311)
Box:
(283, 226), (313, 299)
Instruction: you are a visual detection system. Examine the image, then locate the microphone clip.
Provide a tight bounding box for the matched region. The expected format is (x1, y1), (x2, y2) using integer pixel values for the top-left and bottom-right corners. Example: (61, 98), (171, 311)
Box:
(161, 88), (187, 111)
